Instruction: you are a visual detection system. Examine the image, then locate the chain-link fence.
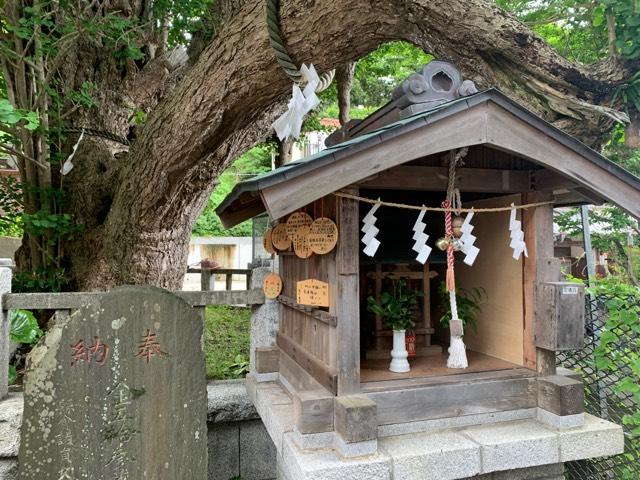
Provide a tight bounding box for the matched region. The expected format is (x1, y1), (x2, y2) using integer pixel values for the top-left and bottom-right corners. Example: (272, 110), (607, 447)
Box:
(558, 294), (640, 479)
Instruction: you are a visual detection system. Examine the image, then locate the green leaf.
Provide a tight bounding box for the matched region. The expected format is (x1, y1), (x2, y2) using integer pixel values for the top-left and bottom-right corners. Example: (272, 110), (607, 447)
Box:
(8, 365), (17, 385)
(9, 309), (42, 344)
(592, 7), (605, 27)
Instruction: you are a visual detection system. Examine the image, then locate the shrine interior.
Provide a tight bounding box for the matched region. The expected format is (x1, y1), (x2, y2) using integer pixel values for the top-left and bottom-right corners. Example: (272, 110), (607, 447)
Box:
(356, 146), (549, 386)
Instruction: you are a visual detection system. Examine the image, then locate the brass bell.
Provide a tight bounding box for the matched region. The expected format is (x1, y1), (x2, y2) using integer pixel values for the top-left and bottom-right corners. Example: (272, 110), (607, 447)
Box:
(452, 216), (464, 238)
(436, 237), (450, 251)
(452, 238), (464, 251)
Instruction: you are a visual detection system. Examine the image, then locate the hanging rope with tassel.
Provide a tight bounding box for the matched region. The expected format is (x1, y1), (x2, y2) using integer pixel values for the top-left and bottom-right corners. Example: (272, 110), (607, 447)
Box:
(444, 149), (468, 369)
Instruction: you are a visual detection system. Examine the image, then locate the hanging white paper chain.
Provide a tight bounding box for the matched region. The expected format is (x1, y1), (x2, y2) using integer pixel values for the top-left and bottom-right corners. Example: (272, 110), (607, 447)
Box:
(459, 210), (480, 266)
(61, 128), (85, 176)
(411, 209), (432, 264)
(361, 200), (381, 257)
(272, 64), (321, 141)
(509, 203), (528, 260)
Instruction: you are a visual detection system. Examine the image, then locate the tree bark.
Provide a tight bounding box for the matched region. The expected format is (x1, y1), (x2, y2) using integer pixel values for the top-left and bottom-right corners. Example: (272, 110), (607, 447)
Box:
(336, 63), (356, 125)
(57, 0), (635, 290)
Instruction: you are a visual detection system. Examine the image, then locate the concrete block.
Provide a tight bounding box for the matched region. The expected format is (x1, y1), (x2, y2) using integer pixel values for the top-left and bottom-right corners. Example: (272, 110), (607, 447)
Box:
(462, 420), (559, 473)
(334, 436), (377, 458)
(250, 379), (292, 417)
(0, 394), (22, 458)
(0, 459), (18, 480)
(380, 430), (481, 479)
(558, 414), (624, 462)
(261, 403), (295, 453)
(207, 379), (258, 423)
(246, 373), (259, 404)
(250, 267), (279, 373)
(334, 395), (377, 443)
(280, 433), (391, 480)
(291, 427), (334, 450)
(484, 463), (564, 480)
(293, 390), (334, 434)
(0, 265), (11, 401)
(556, 367), (582, 382)
(537, 375), (584, 416)
(537, 408), (584, 429)
(207, 423), (240, 480)
(240, 419), (277, 480)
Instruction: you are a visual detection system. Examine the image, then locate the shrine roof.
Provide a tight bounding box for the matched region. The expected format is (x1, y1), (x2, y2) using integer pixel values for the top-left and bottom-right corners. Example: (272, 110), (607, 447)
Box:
(217, 88), (640, 227)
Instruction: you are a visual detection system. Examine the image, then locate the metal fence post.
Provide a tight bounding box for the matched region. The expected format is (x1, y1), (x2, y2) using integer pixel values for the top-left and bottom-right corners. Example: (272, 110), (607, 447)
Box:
(0, 259), (13, 400)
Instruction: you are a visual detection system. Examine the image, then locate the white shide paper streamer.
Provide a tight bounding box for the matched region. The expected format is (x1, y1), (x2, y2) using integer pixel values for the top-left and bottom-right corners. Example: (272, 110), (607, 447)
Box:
(61, 128), (85, 176)
(272, 64), (321, 141)
(509, 203), (528, 260)
(361, 200), (381, 257)
(411, 209), (432, 264)
(459, 210), (480, 266)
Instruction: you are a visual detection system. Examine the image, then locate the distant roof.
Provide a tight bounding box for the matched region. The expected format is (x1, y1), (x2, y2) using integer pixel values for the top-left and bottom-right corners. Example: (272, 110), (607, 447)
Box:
(217, 89), (640, 227)
(319, 118), (341, 128)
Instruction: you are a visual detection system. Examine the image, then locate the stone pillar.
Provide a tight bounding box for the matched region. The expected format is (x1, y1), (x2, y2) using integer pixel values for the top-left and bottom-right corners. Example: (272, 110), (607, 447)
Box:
(0, 259), (12, 400)
(249, 264), (279, 376)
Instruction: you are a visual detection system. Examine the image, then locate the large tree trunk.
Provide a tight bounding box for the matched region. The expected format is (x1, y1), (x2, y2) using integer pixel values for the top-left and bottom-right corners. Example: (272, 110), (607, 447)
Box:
(58, 0), (635, 290)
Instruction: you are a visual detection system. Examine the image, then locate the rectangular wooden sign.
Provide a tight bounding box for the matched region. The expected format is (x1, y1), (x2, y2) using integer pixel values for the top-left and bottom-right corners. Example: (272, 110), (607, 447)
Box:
(296, 279), (330, 308)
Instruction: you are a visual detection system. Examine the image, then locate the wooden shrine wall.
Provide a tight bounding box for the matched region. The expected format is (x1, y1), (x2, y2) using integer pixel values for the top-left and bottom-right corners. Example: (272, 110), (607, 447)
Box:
(277, 195), (339, 392)
(456, 195), (524, 365)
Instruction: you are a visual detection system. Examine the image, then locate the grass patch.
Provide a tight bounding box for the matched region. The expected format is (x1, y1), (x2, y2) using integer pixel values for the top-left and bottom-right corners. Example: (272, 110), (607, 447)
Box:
(204, 305), (251, 379)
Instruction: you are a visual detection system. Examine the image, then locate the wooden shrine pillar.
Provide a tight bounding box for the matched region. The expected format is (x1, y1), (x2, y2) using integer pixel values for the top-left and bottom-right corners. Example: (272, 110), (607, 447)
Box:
(522, 192), (560, 375)
(335, 187), (361, 395)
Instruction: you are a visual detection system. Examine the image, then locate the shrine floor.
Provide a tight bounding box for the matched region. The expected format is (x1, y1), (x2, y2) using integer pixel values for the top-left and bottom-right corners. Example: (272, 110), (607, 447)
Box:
(360, 350), (520, 383)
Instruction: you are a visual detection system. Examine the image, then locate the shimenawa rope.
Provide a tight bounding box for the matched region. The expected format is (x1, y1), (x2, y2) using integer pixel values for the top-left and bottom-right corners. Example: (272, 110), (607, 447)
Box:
(266, 0), (335, 92)
(332, 192), (553, 213)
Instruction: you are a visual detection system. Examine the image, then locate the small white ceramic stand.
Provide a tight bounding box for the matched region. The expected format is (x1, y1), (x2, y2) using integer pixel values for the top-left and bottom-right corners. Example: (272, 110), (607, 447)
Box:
(389, 329), (410, 373)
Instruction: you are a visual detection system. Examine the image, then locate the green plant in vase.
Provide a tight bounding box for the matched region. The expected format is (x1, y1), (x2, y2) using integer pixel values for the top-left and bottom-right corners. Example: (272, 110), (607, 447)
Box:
(437, 281), (486, 333)
(367, 277), (421, 373)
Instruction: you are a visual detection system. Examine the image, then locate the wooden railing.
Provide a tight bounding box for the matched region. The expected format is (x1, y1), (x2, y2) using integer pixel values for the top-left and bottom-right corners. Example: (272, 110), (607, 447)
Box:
(187, 267), (253, 291)
(0, 261), (264, 399)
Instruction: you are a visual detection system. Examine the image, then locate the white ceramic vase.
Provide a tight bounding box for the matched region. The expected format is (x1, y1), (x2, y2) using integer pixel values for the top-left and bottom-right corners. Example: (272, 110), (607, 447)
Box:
(389, 329), (410, 373)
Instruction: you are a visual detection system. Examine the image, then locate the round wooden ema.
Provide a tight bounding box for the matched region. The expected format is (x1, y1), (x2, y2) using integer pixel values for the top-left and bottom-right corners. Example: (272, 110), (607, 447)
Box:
(263, 228), (275, 255)
(307, 217), (338, 255)
(271, 223), (292, 251)
(286, 211), (313, 240)
(293, 225), (313, 259)
(263, 272), (283, 299)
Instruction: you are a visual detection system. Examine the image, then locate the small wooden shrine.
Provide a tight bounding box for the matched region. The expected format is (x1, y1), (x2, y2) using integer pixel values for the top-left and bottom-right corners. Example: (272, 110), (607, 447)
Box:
(217, 62), (640, 452)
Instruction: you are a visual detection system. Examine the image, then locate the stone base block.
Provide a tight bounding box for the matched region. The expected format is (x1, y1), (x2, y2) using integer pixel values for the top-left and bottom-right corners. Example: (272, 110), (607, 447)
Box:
(291, 427), (334, 450)
(380, 430), (481, 480)
(240, 419), (278, 480)
(249, 379), (623, 480)
(208, 423), (240, 480)
(472, 462), (564, 480)
(334, 436), (377, 458)
(280, 434), (391, 480)
(537, 408), (584, 429)
(462, 420), (560, 472)
(0, 459), (17, 480)
(558, 414), (624, 462)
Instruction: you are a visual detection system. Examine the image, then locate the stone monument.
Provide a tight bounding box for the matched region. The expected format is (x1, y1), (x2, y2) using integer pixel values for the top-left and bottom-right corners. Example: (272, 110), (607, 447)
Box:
(17, 286), (207, 479)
